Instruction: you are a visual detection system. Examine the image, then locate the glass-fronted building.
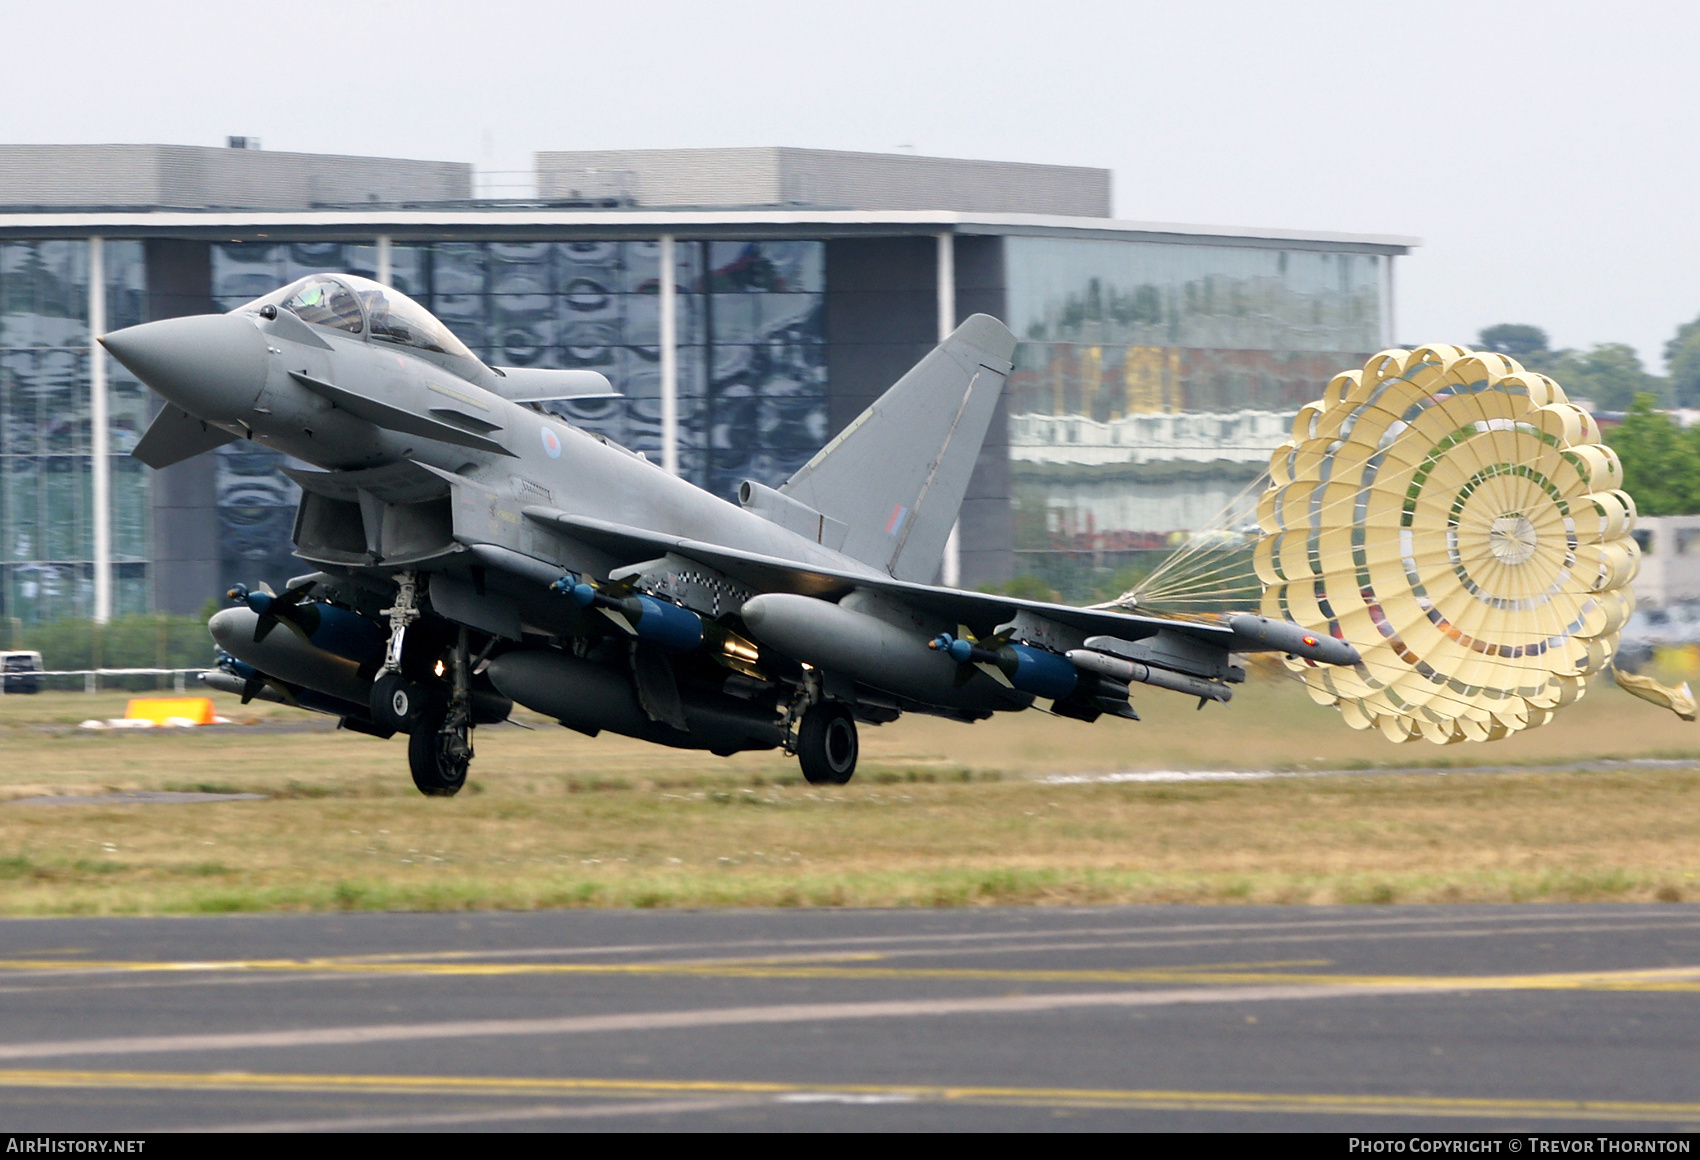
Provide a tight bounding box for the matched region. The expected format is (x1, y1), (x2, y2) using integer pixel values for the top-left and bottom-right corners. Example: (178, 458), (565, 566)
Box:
(0, 144), (1412, 623)
(0, 238), (151, 622)
(1003, 236), (1388, 601)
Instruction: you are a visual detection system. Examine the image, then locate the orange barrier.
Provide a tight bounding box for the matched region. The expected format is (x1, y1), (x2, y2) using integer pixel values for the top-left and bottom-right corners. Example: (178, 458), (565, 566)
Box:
(123, 697), (216, 726)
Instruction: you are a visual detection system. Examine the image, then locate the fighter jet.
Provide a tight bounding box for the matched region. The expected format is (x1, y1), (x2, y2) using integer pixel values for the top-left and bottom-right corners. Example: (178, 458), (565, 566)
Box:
(101, 273), (1358, 795)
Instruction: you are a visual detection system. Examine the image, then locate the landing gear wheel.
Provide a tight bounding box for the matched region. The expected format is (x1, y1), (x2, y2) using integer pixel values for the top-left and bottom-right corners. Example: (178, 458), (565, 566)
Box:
(408, 712), (470, 797)
(370, 670), (426, 734)
(797, 702), (858, 785)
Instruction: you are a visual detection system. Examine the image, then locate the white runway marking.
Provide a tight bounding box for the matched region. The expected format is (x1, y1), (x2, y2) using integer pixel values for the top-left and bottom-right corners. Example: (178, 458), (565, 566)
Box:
(0, 974), (1662, 1063)
(1043, 770), (1287, 784)
(187, 1096), (759, 1133)
(4, 907), (1690, 982)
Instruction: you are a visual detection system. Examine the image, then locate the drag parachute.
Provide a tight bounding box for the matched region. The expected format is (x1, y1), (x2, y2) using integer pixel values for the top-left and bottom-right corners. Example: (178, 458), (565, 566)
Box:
(1254, 345), (1640, 743)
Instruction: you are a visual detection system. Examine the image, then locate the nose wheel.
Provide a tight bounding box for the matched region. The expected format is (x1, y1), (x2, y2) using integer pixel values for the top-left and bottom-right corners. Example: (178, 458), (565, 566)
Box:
(797, 702), (858, 785)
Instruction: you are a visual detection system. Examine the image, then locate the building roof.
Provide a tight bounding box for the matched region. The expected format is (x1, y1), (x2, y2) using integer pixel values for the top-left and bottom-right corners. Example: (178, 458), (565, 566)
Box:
(0, 144), (1416, 254)
(0, 144), (472, 211)
(535, 147), (1113, 217)
(0, 206), (1417, 254)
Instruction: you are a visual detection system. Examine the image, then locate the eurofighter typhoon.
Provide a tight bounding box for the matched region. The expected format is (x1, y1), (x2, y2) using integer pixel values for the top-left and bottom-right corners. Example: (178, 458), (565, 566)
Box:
(102, 273), (1360, 794)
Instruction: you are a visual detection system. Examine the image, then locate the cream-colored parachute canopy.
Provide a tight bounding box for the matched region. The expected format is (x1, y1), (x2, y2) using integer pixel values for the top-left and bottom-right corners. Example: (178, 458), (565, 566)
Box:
(1255, 345), (1640, 744)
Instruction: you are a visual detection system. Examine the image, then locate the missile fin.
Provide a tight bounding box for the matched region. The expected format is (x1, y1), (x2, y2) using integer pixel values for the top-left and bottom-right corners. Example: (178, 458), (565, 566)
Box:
(599, 606), (638, 636)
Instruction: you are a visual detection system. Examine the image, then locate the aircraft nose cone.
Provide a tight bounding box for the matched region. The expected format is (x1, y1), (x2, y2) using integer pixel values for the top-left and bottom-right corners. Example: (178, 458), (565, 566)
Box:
(101, 313), (267, 423)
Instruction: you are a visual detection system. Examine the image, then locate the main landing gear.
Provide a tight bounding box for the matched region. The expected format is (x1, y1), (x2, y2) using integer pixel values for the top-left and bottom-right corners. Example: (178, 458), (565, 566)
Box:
(408, 625), (475, 797)
(409, 707), (470, 796)
(796, 701), (858, 785)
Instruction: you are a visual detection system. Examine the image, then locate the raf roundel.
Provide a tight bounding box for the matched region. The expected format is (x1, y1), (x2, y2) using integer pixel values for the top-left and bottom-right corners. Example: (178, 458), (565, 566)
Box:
(540, 425), (562, 459)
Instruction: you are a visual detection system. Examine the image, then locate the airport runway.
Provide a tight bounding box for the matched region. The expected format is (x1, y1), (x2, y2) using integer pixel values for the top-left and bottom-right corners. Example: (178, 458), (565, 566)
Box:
(3, 904), (1700, 1132)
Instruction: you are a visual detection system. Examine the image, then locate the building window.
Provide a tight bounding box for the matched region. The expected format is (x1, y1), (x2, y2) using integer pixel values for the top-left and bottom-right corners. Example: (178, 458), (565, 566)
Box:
(1002, 236), (1383, 604)
(0, 239), (148, 624)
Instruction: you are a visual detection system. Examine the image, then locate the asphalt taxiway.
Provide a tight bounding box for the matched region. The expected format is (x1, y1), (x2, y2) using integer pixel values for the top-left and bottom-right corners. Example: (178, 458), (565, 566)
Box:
(3, 904), (1700, 1131)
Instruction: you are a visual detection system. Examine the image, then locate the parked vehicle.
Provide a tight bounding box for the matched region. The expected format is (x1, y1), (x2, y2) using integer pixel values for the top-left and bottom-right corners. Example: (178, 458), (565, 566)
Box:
(0, 650), (44, 694)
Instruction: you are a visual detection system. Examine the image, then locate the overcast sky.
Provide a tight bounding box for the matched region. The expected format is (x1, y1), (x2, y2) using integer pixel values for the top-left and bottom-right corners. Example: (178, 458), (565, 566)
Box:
(5, 1), (1696, 369)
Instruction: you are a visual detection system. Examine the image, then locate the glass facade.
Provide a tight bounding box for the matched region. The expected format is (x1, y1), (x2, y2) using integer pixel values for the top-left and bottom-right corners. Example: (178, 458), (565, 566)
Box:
(0, 240), (148, 624)
(1004, 237), (1384, 603)
(209, 239), (828, 594)
(0, 226), (1397, 625)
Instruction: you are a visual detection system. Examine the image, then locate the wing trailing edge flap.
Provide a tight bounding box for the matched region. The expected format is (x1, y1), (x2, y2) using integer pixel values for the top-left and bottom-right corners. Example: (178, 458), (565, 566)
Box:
(519, 504), (1235, 649)
(132, 404), (239, 468)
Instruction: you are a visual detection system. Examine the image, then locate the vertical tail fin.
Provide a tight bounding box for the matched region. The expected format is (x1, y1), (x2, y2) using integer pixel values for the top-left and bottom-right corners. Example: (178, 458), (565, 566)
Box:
(781, 314), (1016, 581)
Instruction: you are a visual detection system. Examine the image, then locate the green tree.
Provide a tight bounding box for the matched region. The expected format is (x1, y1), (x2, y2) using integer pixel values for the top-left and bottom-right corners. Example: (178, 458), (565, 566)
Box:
(1605, 394), (1700, 515)
(1666, 313), (1700, 409)
(1547, 343), (1670, 411)
(1478, 324), (1550, 358)
(1475, 324), (1672, 408)
(1476, 323), (1568, 377)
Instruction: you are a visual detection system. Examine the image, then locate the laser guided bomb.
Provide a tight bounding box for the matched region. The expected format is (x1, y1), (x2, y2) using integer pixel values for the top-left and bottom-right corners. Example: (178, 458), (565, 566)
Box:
(112, 271), (1605, 798)
(228, 581), (385, 657)
(207, 583), (382, 707)
(923, 631), (1143, 721)
(551, 575), (712, 652)
(927, 632), (1078, 699)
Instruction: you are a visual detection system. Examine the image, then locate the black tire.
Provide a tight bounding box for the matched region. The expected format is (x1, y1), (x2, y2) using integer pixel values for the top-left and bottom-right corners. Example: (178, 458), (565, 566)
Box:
(371, 671), (426, 734)
(408, 712), (469, 797)
(797, 702), (858, 785)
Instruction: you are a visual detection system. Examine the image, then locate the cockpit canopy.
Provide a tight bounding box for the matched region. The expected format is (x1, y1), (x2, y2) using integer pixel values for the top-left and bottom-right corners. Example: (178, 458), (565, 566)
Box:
(238, 274), (482, 368)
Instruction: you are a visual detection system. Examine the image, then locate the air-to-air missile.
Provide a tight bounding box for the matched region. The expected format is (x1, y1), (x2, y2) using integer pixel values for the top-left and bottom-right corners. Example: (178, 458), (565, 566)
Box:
(102, 272), (1365, 795)
(1066, 648), (1235, 705)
